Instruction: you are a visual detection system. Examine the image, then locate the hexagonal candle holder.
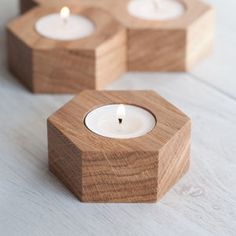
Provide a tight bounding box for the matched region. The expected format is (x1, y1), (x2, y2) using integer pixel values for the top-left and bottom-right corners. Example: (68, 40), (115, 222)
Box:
(48, 90), (191, 203)
(98, 0), (214, 71)
(7, 5), (126, 93)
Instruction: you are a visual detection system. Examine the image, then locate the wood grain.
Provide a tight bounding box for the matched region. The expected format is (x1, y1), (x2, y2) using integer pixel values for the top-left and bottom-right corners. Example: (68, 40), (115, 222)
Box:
(186, 5), (215, 70)
(48, 90), (191, 202)
(7, 5), (127, 93)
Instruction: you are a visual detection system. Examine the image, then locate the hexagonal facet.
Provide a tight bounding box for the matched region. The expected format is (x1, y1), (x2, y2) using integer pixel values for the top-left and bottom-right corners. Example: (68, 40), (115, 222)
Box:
(7, 5), (126, 93)
(48, 90), (191, 202)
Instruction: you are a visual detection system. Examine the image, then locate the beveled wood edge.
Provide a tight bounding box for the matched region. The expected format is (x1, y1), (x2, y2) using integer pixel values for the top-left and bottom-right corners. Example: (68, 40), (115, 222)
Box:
(108, 0), (213, 29)
(7, 4), (125, 50)
(48, 90), (191, 153)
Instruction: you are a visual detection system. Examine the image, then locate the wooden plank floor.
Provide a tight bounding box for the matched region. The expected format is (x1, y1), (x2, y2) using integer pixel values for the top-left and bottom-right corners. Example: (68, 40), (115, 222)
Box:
(0, 0), (235, 235)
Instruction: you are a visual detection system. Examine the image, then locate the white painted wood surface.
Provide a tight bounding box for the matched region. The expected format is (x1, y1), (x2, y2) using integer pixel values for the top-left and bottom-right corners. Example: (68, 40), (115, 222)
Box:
(0, 0), (236, 235)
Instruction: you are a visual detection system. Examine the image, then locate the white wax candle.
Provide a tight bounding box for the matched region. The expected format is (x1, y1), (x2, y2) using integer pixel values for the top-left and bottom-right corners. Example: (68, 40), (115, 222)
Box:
(35, 7), (95, 41)
(128, 0), (185, 21)
(85, 104), (156, 139)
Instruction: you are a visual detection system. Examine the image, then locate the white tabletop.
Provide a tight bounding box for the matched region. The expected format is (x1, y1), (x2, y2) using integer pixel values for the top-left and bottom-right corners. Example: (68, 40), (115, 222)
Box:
(0, 0), (236, 235)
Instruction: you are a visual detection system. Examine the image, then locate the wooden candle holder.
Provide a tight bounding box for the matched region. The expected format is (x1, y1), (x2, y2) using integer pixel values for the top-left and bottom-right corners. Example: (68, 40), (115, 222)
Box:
(98, 0), (214, 72)
(19, 0), (214, 72)
(48, 90), (191, 203)
(7, 5), (126, 93)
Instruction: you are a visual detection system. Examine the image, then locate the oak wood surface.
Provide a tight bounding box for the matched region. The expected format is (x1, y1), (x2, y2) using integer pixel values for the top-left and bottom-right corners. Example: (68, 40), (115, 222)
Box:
(7, 5), (127, 93)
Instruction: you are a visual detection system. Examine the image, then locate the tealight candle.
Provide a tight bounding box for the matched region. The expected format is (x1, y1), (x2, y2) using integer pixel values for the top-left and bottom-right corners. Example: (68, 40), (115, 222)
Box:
(85, 104), (156, 139)
(35, 6), (95, 41)
(128, 0), (185, 20)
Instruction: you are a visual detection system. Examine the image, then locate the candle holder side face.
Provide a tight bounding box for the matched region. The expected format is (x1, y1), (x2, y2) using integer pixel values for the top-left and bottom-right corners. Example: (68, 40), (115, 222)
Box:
(47, 90), (191, 202)
(128, 28), (187, 71)
(7, 6), (127, 93)
(157, 118), (191, 200)
(185, 6), (214, 70)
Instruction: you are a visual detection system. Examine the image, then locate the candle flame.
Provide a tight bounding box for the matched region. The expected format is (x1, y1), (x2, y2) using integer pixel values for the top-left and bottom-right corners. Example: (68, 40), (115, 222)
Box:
(60, 6), (70, 23)
(117, 104), (126, 124)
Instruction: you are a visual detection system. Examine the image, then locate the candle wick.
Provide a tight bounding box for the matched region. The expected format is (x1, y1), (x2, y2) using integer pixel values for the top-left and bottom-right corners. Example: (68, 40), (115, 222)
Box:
(118, 118), (123, 125)
(60, 6), (70, 26)
(153, 0), (161, 11)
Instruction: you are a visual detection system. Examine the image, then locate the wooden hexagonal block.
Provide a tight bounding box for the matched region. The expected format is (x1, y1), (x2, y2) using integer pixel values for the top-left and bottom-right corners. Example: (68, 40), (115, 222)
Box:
(48, 90), (191, 202)
(97, 0), (214, 71)
(7, 5), (126, 93)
